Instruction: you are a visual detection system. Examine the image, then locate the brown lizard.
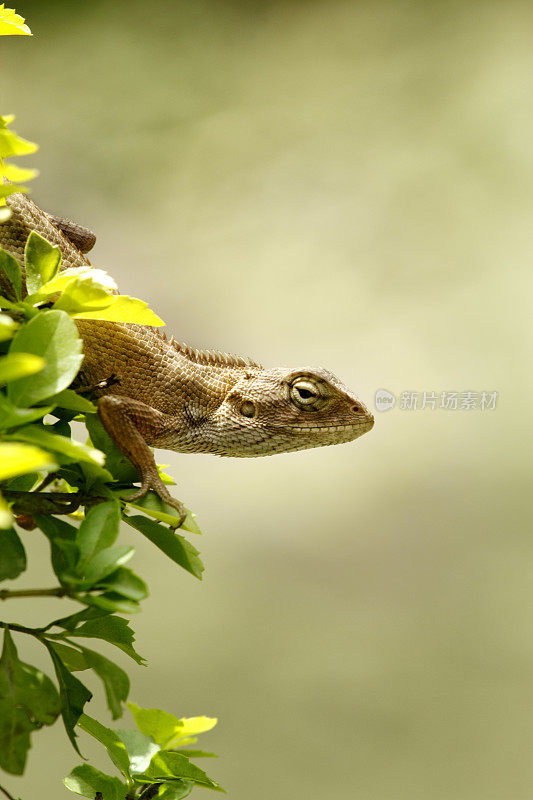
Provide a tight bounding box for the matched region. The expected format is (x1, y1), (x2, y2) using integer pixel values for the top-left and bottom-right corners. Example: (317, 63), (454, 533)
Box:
(0, 190), (374, 524)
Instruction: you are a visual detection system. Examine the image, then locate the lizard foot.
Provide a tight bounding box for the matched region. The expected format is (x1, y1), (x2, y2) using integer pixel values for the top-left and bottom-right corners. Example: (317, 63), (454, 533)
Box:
(126, 478), (187, 528)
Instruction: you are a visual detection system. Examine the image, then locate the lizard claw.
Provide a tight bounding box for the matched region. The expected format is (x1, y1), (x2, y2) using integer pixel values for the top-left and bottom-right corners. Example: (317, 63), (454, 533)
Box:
(125, 480), (187, 528)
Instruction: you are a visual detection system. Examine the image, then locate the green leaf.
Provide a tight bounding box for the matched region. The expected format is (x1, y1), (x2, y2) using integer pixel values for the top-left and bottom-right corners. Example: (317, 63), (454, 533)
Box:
(85, 414), (139, 483)
(124, 516), (204, 580)
(176, 750), (217, 759)
(96, 567), (149, 602)
(0, 311), (17, 341)
(116, 728), (159, 774)
(24, 232), (61, 294)
(0, 628), (61, 775)
(79, 592), (142, 615)
(61, 614), (145, 665)
(127, 704), (217, 750)
(52, 275), (164, 325)
(0, 249), (22, 300)
(34, 515), (79, 584)
(139, 751), (223, 792)
(0, 442), (56, 480)
(46, 605), (111, 633)
(0, 352), (45, 385)
(80, 545), (134, 587)
(50, 642), (89, 672)
(77, 713), (131, 779)
(0, 528), (26, 580)
(51, 389), (97, 413)
(64, 764), (128, 800)
(7, 310), (83, 406)
(43, 641), (92, 756)
(6, 424), (104, 466)
(76, 500), (121, 568)
(0, 394), (53, 429)
(157, 782), (194, 800)
(124, 492), (201, 534)
(78, 646), (130, 720)
(0, 492), (13, 529)
(0, 5), (32, 35)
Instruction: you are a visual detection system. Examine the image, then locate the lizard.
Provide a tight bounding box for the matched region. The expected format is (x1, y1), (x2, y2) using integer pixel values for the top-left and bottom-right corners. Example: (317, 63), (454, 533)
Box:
(0, 189), (374, 525)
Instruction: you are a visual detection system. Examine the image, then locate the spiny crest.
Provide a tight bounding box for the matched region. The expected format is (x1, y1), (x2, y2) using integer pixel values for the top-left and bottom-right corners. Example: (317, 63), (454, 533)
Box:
(158, 330), (262, 370)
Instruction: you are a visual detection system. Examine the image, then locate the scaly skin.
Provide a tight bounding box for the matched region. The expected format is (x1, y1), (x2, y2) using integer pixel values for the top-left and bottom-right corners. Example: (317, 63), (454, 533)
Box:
(0, 190), (374, 523)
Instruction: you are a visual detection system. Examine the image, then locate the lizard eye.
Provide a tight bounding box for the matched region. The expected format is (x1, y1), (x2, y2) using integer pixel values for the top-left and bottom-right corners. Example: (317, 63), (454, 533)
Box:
(290, 380), (320, 408)
(239, 400), (256, 418)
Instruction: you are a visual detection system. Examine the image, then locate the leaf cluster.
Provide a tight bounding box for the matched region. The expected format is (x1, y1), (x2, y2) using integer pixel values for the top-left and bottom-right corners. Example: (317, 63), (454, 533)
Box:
(0, 228), (218, 795)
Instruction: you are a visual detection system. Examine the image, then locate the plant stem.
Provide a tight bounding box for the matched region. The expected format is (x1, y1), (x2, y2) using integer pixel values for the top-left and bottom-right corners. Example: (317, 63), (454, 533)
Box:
(0, 621), (44, 637)
(2, 489), (105, 515)
(0, 586), (67, 601)
(0, 783), (17, 800)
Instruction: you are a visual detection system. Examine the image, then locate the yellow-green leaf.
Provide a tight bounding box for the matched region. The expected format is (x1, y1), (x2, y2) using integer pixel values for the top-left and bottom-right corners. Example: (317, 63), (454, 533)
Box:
(0, 352), (44, 385)
(52, 276), (164, 326)
(0, 442), (56, 481)
(0, 4), (32, 35)
(1, 163), (38, 182)
(0, 313), (17, 342)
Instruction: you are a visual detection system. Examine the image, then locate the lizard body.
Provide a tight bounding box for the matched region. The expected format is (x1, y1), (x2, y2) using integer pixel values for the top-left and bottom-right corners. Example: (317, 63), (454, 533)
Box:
(0, 190), (374, 522)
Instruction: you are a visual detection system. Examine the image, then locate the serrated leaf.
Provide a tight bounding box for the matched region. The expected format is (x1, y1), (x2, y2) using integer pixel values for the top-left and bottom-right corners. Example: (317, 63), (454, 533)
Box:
(7, 310), (83, 406)
(63, 764), (128, 800)
(124, 515), (204, 580)
(6, 424), (104, 466)
(77, 714), (131, 779)
(0, 528), (26, 580)
(0, 249), (22, 300)
(0, 629), (60, 774)
(24, 232), (61, 294)
(0, 352), (44, 384)
(0, 442), (56, 480)
(61, 614), (145, 665)
(43, 642), (92, 756)
(78, 646), (130, 720)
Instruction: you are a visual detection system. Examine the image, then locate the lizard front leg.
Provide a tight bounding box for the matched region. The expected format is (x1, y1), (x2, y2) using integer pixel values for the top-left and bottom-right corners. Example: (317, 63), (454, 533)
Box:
(97, 395), (186, 526)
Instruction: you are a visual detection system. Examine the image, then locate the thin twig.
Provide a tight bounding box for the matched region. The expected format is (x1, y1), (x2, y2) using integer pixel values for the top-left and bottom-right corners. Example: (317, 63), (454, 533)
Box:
(0, 587), (68, 601)
(2, 490), (106, 515)
(0, 621), (45, 637)
(0, 783), (17, 800)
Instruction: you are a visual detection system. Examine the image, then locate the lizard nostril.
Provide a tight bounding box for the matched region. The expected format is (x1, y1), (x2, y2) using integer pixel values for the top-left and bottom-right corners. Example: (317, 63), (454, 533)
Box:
(352, 403), (363, 413)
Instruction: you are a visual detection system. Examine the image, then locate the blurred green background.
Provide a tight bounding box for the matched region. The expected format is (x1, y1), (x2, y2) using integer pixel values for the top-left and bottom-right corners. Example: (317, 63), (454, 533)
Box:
(2, 1), (531, 798)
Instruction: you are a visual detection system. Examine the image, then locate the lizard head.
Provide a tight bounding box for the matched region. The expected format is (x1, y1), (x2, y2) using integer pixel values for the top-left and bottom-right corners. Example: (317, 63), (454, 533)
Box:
(205, 367), (374, 456)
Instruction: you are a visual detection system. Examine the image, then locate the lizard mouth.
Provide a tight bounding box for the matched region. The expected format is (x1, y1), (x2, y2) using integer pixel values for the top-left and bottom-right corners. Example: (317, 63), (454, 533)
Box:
(289, 417), (374, 434)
